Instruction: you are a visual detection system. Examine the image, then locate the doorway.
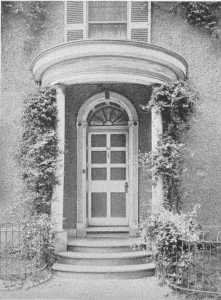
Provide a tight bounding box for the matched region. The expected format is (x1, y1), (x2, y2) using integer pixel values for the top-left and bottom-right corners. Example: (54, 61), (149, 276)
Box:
(76, 92), (139, 236)
(88, 130), (129, 226)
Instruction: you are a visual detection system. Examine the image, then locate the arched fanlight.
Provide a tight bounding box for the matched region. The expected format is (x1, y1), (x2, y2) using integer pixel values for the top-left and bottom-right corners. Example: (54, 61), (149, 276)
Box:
(88, 102), (129, 126)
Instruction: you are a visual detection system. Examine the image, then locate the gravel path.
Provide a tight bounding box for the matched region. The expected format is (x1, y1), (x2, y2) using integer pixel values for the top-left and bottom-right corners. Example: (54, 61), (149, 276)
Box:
(0, 275), (186, 300)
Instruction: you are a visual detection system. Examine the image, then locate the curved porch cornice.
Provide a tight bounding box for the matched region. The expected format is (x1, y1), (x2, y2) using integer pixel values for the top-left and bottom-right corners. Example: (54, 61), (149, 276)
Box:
(31, 40), (188, 86)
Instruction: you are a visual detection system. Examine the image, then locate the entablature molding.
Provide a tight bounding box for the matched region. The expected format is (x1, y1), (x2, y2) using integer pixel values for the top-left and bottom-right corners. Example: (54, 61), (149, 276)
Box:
(31, 40), (188, 86)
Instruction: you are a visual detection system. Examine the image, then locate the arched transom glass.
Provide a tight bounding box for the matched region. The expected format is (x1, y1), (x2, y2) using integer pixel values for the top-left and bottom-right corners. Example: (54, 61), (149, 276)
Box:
(88, 101), (129, 126)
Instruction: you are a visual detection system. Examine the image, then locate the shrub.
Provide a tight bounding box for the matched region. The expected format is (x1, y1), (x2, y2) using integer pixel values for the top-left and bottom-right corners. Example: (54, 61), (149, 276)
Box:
(18, 86), (58, 215)
(139, 205), (202, 284)
(139, 81), (198, 212)
(22, 214), (55, 267)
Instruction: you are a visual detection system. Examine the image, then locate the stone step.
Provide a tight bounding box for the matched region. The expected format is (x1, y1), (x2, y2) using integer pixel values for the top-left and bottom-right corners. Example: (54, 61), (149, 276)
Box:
(86, 227), (130, 237)
(52, 263), (155, 279)
(57, 250), (152, 266)
(86, 227), (130, 233)
(86, 233), (130, 238)
(67, 237), (145, 253)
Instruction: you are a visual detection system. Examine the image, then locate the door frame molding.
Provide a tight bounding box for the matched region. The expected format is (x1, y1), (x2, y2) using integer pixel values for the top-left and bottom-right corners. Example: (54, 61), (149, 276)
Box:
(76, 92), (139, 237)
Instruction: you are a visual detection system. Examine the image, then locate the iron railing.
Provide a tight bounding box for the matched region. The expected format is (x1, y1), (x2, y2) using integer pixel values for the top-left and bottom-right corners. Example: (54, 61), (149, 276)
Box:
(167, 229), (221, 296)
(0, 222), (49, 280)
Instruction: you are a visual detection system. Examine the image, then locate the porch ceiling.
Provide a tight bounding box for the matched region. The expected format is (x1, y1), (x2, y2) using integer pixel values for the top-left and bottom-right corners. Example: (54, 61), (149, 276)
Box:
(31, 40), (188, 86)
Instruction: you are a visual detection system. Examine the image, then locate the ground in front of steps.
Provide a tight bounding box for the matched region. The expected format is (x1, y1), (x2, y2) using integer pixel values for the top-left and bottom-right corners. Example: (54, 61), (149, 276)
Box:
(0, 275), (187, 300)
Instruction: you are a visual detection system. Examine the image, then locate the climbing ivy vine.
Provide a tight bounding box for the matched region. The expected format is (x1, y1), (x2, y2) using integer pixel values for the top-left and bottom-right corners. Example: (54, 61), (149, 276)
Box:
(179, 2), (221, 39)
(139, 81), (198, 212)
(169, 2), (221, 39)
(1, 1), (48, 53)
(18, 86), (59, 216)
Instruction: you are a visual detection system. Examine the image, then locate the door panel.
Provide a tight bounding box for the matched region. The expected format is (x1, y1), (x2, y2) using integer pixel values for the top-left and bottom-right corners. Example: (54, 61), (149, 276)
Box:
(110, 134), (126, 147)
(111, 193), (126, 218)
(91, 151), (107, 164)
(91, 192), (107, 218)
(91, 168), (107, 180)
(88, 131), (128, 226)
(91, 134), (106, 147)
(110, 151), (126, 163)
(110, 168), (126, 180)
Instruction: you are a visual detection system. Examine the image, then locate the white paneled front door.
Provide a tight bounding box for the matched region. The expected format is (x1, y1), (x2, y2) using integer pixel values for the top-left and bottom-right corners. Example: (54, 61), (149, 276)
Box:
(88, 130), (129, 226)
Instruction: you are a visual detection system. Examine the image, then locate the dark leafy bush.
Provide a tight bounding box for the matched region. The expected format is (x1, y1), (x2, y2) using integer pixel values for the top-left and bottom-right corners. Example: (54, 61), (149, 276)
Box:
(139, 81), (198, 212)
(18, 86), (58, 215)
(139, 206), (202, 284)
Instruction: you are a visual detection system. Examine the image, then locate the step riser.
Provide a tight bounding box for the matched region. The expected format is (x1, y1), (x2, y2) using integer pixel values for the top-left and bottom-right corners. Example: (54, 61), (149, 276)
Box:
(86, 234), (129, 238)
(67, 245), (146, 253)
(57, 256), (151, 266)
(52, 269), (155, 280)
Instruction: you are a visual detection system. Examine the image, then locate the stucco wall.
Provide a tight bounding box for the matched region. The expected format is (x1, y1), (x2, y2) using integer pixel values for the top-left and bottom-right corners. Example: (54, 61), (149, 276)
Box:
(152, 2), (221, 225)
(1, 1), (64, 218)
(64, 84), (152, 229)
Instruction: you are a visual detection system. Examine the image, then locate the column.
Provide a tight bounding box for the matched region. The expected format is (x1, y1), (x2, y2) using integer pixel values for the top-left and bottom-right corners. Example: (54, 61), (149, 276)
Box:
(76, 121), (87, 237)
(151, 106), (164, 211)
(51, 84), (67, 252)
(128, 121), (139, 236)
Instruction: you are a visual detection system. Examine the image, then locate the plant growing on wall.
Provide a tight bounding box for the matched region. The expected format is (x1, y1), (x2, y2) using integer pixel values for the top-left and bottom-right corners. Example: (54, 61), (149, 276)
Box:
(1, 1), (48, 52)
(18, 86), (59, 216)
(173, 2), (221, 39)
(139, 81), (198, 212)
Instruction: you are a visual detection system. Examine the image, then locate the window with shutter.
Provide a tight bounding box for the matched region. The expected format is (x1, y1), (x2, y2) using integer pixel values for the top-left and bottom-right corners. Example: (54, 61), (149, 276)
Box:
(65, 1), (151, 43)
(129, 1), (151, 43)
(65, 1), (86, 42)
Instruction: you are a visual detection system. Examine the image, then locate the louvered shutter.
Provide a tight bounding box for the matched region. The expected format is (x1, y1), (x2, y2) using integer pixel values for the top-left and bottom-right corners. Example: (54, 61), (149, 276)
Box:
(128, 1), (151, 43)
(65, 1), (86, 42)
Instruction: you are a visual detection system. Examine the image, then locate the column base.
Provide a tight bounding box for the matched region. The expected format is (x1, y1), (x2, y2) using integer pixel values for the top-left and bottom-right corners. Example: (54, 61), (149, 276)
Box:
(54, 231), (67, 253)
(76, 223), (87, 237)
(129, 226), (139, 237)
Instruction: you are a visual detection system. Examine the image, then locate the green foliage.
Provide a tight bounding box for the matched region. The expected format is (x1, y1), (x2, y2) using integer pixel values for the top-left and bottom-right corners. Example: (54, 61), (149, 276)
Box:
(139, 206), (202, 285)
(139, 81), (197, 212)
(0, 215), (55, 284)
(180, 2), (221, 39)
(139, 137), (184, 212)
(18, 86), (58, 215)
(22, 214), (55, 267)
(140, 207), (221, 294)
(2, 1), (47, 33)
(1, 1), (48, 53)
(145, 81), (196, 141)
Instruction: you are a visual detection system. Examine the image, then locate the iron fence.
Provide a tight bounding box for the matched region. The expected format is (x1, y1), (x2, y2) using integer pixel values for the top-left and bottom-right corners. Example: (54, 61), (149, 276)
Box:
(0, 222), (49, 280)
(167, 229), (221, 296)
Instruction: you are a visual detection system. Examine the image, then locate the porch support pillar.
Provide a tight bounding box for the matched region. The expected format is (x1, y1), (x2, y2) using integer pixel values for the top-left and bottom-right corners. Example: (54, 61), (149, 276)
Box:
(151, 106), (164, 211)
(76, 121), (87, 238)
(51, 84), (67, 252)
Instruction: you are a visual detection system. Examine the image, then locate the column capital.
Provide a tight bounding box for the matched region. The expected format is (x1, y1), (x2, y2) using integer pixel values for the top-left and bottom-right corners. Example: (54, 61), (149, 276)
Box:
(55, 83), (66, 94)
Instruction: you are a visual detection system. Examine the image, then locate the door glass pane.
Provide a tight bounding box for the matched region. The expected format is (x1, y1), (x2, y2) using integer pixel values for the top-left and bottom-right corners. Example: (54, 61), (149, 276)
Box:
(110, 151), (126, 164)
(92, 151), (106, 164)
(111, 193), (126, 217)
(91, 193), (107, 217)
(91, 168), (107, 180)
(111, 168), (126, 180)
(91, 134), (106, 147)
(110, 134), (126, 147)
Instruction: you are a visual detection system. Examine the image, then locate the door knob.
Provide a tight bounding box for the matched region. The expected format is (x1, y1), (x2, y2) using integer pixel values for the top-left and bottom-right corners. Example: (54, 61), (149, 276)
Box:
(125, 182), (129, 193)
